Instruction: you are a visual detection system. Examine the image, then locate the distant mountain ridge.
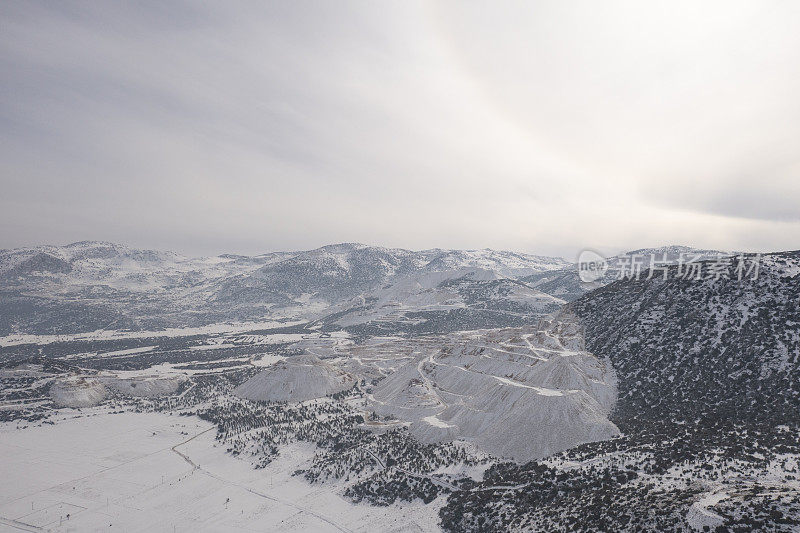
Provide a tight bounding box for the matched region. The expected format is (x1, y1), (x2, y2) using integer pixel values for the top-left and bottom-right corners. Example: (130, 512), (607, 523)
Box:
(0, 241), (762, 337)
(0, 241), (569, 335)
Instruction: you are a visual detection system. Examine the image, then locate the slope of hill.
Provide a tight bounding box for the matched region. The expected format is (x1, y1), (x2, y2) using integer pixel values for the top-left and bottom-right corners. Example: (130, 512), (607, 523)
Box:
(368, 315), (619, 462)
(320, 268), (565, 335)
(440, 251), (800, 532)
(234, 353), (355, 402)
(571, 251), (800, 432)
(49, 376), (108, 407)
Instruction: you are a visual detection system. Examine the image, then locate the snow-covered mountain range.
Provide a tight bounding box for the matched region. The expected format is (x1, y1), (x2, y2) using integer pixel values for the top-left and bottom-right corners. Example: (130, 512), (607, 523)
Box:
(1, 242), (798, 532)
(0, 241), (569, 335)
(2, 240), (732, 338)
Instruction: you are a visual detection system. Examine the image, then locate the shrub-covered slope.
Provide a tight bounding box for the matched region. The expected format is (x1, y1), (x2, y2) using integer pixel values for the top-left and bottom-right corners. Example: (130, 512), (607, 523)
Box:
(440, 251), (800, 532)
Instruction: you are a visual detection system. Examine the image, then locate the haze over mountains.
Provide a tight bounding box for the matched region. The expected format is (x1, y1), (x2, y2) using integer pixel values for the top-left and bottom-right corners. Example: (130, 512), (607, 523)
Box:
(0, 240), (725, 337)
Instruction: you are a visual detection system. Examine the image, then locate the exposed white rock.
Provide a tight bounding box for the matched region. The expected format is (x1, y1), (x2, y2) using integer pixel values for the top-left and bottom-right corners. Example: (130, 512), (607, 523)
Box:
(49, 376), (109, 407)
(102, 375), (186, 397)
(369, 314), (620, 462)
(234, 353), (355, 402)
(686, 491), (729, 531)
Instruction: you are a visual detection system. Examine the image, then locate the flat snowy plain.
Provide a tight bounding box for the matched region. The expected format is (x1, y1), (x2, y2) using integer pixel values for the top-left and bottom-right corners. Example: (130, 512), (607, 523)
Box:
(0, 410), (442, 532)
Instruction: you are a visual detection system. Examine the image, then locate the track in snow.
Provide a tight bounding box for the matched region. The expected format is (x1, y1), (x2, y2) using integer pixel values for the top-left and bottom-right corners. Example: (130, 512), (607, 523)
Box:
(171, 428), (354, 533)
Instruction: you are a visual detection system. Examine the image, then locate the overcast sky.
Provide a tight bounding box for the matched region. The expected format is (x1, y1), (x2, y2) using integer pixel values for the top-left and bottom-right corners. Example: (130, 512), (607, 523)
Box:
(1, 1), (799, 258)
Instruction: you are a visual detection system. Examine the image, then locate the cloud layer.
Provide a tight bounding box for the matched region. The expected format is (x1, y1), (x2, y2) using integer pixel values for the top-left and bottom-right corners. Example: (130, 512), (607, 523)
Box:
(1, 1), (798, 258)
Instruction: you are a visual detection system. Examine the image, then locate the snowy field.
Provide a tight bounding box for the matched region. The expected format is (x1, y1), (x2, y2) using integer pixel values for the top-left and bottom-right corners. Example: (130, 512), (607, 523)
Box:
(0, 411), (443, 532)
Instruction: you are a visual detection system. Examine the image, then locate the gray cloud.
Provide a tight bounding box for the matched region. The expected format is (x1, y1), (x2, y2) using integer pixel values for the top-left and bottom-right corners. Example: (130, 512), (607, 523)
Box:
(1, 0), (799, 257)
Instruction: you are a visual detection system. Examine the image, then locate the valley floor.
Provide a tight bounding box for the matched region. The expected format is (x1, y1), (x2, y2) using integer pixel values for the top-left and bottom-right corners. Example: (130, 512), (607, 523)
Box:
(0, 410), (444, 532)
